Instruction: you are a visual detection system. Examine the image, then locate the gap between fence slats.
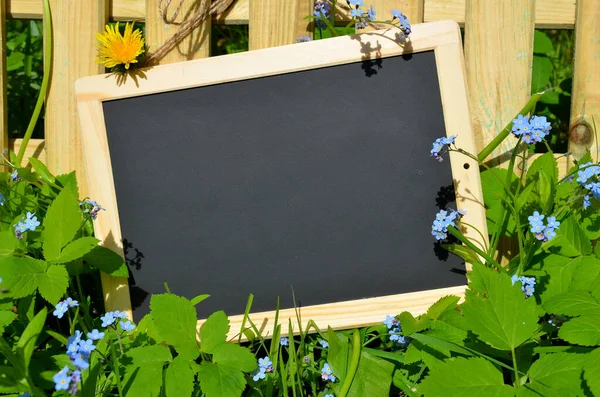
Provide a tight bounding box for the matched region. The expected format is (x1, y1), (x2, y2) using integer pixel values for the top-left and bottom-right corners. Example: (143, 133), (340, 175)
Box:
(145, 0), (210, 64)
(569, 0), (600, 161)
(0, 1), (7, 158)
(45, 0), (107, 197)
(6, 0), (576, 28)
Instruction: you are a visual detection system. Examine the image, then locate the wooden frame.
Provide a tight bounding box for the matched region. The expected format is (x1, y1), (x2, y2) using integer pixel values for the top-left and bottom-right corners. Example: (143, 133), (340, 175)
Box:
(75, 20), (488, 339)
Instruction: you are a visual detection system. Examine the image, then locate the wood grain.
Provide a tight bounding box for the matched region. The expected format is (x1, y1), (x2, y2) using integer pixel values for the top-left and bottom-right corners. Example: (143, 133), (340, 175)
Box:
(6, 0), (576, 28)
(569, 0), (600, 162)
(0, 1), (7, 158)
(464, 0), (535, 166)
(145, 0), (210, 64)
(249, 0), (305, 50)
(76, 20), (487, 334)
(45, 0), (106, 198)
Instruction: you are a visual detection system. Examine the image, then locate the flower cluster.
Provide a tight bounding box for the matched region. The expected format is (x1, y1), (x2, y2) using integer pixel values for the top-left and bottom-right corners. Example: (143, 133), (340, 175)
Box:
(0, 192), (5, 206)
(511, 115), (551, 145)
(391, 9), (411, 35)
(547, 314), (566, 327)
(10, 170), (20, 181)
(319, 339), (329, 348)
(100, 310), (135, 331)
(430, 135), (455, 162)
(313, 0), (332, 29)
(528, 211), (559, 241)
(431, 209), (466, 240)
(384, 315), (407, 345)
(253, 356), (274, 381)
(296, 36), (311, 43)
(280, 337), (289, 346)
(53, 366), (81, 395)
(81, 199), (105, 220)
(53, 297), (79, 319)
(575, 162), (600, 209)
(13, 212), (41, 239)
(321, 363), (337, 382)
(511, 275), (536, 297)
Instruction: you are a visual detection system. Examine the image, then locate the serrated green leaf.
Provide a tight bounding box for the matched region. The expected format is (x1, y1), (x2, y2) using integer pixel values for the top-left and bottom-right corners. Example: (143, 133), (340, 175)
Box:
(122, 365), (163, 397)
(212, 343), (256, 372)
(55, 172), (78, 198)
(0, 231), (17, 258)
(516, 383), (567, 397)
(539, 256), (581, 302)
(17, 308), (47, 373)
(83, 246), (128, 277)
(481, 169), (520, 234)
(565, 255), (600, 292)
(200, 311), (229, 354)
(165, 356), (194, 397)
(328, 327), (349, 381)
(546, 215), (592, 257)
(399, 311), (422, 336)
(427, 296), (461, 320)
(0, 256), (45, 298)
(150, 294), (199, 359)
(43, 188), (82, 261)
(543, 291), (600, 317)
(418, 357), (514, 397)
(558, 316), (600, 346)
(197, 362), (245, 397)
(54, 237), (99, 264)
(122, 345), (172, 365)
(527, 352), (586, 396)
(37, 264), (69, 305)
(462, 265), (539, 350)
(28, 157), (55, 184)
(526, 152), (558, 187)
(347, 351), (394, 397)
(584, 348), (600, 396)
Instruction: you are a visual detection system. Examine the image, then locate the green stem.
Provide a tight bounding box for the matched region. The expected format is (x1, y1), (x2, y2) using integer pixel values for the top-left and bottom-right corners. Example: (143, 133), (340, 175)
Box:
(16, 0), (52, 167)
(511, 347), (520, 387)
(447, 226), (507, 274)
(110, 340), (125, 397)
(338, 330), (361, 397)
(477, 93), (544, 163)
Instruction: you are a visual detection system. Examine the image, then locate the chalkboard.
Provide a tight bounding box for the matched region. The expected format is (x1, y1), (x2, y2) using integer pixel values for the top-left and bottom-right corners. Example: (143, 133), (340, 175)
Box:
(76, 21), (487, 336)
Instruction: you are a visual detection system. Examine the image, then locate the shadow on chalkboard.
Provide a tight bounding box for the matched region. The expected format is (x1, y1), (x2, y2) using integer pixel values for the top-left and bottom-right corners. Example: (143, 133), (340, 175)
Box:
(122, 238), (150, 311)
(351, 31), (413, 77)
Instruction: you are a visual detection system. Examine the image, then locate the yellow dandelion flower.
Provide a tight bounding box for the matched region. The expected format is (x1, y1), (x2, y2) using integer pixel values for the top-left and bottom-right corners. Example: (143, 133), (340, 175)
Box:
(96, 22), (145, 70)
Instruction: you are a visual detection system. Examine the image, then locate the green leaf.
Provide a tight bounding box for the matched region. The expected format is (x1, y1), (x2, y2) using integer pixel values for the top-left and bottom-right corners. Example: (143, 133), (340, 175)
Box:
(583, 348), (600, 396)
(418, 357), (514, 397)
(527, 352), (587, 396)
(43, 188), (82, 261)
(558, 316), (600, 346)
(83, 246), (129, 277)
(37, 264), (69, 305)
(200, 310), (229, 354)
(17, 308), (47, 373)
(150, 294), (199, 359)
(197, 362), (245, 397)
(532, 55), (552, 92)
(190, 294), (210, 306)
(0, 231), (18, 258)
(543, 291), (600, 317)
(123, 345), (172, 364)
(539, 255), (581, 302)
(481, 168), (520, 234)
(54, 237), (99, 264)
(533, 30), (554, 54)
(462, 265), (539, 350)
(426, 296), (461, 320)
(442, 244), (483, 266)
(0, 256), (45, 298)
(55, 172), (79, 198)
(526, 152), (557, 188)
(346, 351), (395, 397)
(165, 356), (195, 397)
(7, 51), (25, 71)
(122, 365), (163, 397)
(328, 327), (349, 381)
(545, 215), (592, 257)
(28, 157), (55, 184)
(562, 255), (600, 292)
(212, 343), (256, 372)
(0, 311), (17, 332)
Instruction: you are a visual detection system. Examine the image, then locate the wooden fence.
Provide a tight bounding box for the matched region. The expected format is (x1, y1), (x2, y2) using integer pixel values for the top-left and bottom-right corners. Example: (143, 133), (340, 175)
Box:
(1, 0), (599, 200)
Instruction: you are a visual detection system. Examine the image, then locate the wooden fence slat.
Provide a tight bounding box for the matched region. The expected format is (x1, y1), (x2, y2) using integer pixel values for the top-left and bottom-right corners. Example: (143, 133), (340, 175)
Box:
(0, 1), (7, 157)
(569, 0), (600, 160)
(464, 0), (535, 165)
(6, 0), (576, 28)
(369, 0), (424, 24)
(248, 0), (305, 50)
(145, 0), (210, 64)
(45, 0), (107, 194)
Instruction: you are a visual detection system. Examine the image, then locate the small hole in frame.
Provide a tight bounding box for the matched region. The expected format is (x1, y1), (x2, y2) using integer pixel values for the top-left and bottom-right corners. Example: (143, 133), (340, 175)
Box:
(463, 163), (470, 169)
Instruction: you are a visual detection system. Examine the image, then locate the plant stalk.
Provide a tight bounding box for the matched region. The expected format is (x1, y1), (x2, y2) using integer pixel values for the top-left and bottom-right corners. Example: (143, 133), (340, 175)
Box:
(338, 330), (361, 397)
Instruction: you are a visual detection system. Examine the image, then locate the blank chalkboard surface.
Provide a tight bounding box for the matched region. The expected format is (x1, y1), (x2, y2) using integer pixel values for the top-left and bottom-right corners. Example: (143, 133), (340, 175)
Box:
(76, 21), (487, 336)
